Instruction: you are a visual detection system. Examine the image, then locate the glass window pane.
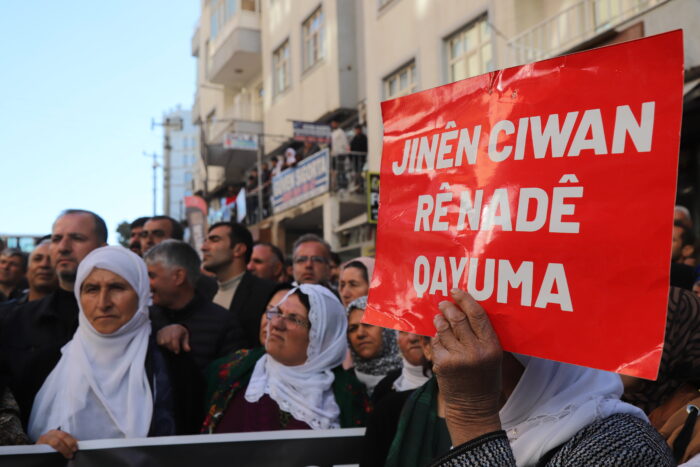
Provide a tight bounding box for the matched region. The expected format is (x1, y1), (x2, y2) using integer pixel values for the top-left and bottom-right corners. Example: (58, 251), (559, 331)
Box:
(388, 78), (397, 97)
(451, 60), (467, 82)
(399, 70), (408, 89)
(481, 44), (493, 72)
(480, 19), (490, 40)
(450, 38), (462, 60)
(242, 0), (256, 12)
(466, 27), (478, 52)
(468, 53), (479, 77)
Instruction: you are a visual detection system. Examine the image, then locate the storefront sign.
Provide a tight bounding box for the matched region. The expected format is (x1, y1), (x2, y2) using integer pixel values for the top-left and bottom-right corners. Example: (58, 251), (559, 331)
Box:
(223, 133), (258, 151)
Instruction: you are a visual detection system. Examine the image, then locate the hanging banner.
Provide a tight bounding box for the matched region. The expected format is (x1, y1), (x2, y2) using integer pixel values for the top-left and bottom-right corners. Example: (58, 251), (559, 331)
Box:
(363, 31), (684, 379)
(0, 429), (365, 467)
(185, 196), (208, 259)
(292, 121), (332, 144)
(272, 149), (330, 213)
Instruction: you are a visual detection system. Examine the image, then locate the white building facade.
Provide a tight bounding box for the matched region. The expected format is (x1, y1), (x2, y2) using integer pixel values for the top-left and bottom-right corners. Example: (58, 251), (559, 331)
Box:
(191, 0), (700, 253)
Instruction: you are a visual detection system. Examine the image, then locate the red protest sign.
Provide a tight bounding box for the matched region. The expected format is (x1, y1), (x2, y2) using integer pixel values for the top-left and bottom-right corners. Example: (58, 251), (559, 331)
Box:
(363, 31), (684, 380)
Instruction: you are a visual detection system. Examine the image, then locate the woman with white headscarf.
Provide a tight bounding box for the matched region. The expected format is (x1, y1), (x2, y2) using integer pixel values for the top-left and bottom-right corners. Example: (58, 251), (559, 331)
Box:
(202, 284), (369, 433)
(427, 289), (674, 466)
(28, 246), (202, 459)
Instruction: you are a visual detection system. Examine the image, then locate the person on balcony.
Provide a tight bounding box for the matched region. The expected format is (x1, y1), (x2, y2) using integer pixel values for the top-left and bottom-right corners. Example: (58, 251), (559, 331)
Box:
(350, 124), (368, 153)
(330, 120), (349, 156)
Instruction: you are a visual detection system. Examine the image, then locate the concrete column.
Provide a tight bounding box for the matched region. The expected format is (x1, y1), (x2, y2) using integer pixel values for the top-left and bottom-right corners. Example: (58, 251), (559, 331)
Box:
(323, 197), (341, 250)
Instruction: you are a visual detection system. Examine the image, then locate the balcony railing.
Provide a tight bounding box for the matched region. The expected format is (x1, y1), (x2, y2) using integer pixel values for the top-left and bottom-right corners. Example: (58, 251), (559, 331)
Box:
(243, 150), (368, 225)
(507, 0), (667, 65)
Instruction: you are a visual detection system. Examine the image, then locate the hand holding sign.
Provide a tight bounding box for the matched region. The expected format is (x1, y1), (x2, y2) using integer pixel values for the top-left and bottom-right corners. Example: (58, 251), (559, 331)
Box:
(432, 289), (502, 446)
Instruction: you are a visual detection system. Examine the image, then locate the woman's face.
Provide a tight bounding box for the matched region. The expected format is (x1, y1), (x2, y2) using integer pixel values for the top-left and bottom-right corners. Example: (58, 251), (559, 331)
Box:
(398, 331), (425, 366)
(265, 293), (310, 366)
(260, 289), (292, 346)
(347, 308), (383, 359)
(339, 266), (369, 307)
(80, 268), (139, 334)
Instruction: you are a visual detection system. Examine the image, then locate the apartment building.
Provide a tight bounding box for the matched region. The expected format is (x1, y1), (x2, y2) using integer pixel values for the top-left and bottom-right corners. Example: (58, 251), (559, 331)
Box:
(191, 0), (700, 253)
(161, 107), (198, 221)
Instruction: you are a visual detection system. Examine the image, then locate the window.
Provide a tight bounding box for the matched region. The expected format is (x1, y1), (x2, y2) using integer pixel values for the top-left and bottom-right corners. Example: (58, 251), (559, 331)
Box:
(384, 61), (416, 99)
(241, 0), (257, 12)
(446, 16), (493, 83)
(273, 40), (291, 95)
(210, 8), (220, 40)
(225, 0), (237, 19)
(302, 7), (325, 71)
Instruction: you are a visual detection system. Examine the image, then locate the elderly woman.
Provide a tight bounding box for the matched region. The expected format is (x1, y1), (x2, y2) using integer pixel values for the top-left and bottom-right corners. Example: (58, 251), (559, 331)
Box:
(429, 289), (673, 466)
(202, 284), (368, 433)
(347, 296), (402, 400)
(339, 257), (374, 308)
(27, 246), (201, 459)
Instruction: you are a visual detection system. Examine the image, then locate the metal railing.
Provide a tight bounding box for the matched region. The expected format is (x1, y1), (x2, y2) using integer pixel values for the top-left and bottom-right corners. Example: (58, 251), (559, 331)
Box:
(244, 151), (368, 224)
(507, 0), (667, 65)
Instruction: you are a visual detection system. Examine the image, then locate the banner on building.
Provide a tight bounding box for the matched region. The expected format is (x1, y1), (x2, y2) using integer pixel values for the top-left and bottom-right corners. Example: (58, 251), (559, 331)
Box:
(272, 149), (330, 213)
(292, 121), (332, 144)
(223, 132), (259, 151)
(184, 196), (208, 259)
(367, 172), (380, 224)
(0, 428), (365, 467)
(363, 31), (684, 380)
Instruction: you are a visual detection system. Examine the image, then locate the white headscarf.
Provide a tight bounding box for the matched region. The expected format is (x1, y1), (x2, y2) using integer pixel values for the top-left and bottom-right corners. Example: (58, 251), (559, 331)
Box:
(28, 246), (153, 442)
(393, 357), (430, 392)
(501, 355), (647, 466)
(245, 284), (348, 429)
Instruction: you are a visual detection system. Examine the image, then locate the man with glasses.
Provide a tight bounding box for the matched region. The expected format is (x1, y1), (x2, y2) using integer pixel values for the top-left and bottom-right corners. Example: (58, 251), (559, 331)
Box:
(292, 234), (333, 286)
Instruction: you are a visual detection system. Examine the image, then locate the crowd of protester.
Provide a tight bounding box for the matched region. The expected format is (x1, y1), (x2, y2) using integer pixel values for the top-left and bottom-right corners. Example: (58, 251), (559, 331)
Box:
(0, 206), (699, 465)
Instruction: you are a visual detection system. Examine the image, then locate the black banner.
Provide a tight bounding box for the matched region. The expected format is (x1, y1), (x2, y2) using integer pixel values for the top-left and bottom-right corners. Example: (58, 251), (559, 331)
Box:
(0, 428), (365, 467)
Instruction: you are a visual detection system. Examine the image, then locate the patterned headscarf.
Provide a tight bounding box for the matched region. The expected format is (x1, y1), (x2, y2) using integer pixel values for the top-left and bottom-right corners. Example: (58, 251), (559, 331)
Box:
(624, 287), (700, 413)
(347, 296), (402, 385)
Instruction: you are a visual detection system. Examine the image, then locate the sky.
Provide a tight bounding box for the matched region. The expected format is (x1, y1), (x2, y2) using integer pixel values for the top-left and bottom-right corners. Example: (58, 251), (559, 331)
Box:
(0, 1), (199, 245)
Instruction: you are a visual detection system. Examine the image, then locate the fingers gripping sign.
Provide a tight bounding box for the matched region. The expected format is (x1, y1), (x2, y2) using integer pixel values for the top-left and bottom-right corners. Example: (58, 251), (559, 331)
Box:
(36, 429), (79, 459)
(431, 289), (504, 446)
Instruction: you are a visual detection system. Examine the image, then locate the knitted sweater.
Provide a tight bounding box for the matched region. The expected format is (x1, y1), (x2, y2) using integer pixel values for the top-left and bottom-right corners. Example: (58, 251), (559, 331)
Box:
(429, 414), (674, 467)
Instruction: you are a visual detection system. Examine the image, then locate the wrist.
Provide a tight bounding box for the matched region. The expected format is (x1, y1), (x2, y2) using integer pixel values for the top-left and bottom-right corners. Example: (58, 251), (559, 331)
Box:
(443, 406), (501, 446)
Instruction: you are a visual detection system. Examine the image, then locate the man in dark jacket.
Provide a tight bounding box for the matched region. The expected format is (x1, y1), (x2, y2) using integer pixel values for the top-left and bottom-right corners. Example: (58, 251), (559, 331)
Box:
(145, 240), (245, 371)
(0, 209), (107, 428)
(202, 222), (275, 348)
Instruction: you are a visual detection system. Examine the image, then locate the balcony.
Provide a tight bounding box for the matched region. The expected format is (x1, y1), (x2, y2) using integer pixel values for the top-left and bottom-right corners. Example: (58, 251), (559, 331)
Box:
(507, 0), (668, 65)
(244, 150), (368, 225)
(206, 93), (263, 146)
(207, 0), (261, 86)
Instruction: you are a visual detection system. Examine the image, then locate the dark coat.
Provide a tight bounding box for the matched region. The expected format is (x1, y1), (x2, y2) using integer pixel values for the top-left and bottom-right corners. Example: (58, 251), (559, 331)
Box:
(147, 337), (205, 436)
(149, 292), (245, 372)
(0, 288), (79, 428)
(228, 271), (276, 348)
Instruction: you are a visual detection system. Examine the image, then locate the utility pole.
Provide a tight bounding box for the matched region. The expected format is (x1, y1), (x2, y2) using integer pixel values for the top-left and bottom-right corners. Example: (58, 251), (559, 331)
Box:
(152, 116), (183, 216)
(143, 152), (161, 216)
